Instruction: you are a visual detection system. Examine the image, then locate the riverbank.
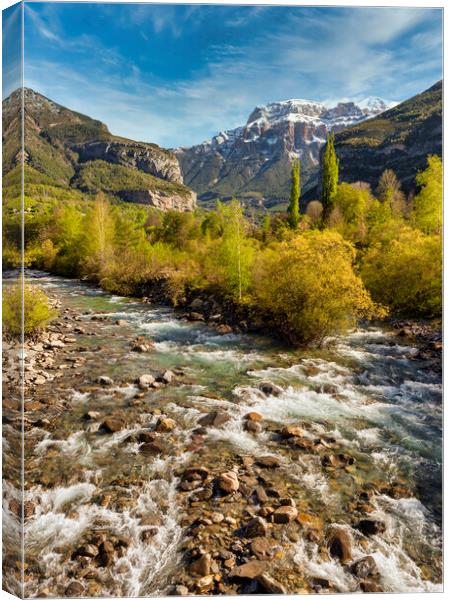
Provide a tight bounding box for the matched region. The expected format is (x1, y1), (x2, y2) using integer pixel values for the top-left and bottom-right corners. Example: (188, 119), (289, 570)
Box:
(2, 273), (442, 596)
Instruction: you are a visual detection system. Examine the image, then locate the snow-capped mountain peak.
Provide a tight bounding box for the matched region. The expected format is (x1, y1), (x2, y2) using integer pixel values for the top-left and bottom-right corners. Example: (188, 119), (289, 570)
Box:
(357, 96), (397, 114)
(174, 92), (396, 200)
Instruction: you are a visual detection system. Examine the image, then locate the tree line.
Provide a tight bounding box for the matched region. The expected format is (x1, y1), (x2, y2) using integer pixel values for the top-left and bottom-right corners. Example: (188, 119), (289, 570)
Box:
(2, 142), (442, 344)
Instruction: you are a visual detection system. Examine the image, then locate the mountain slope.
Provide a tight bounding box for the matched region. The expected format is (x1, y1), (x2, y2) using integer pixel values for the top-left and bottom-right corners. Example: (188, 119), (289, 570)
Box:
(2, 88), (196, 211)
(331, 81), (442, 193)
(175, 96), (395, 204)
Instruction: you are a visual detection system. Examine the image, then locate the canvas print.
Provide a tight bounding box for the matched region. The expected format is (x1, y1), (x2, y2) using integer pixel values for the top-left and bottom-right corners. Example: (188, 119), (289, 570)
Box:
(2, 1), (443, 597)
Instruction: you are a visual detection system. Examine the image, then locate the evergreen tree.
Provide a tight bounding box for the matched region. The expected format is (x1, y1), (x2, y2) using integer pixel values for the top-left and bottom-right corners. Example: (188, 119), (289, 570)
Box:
(321, 133), (339, 224)
(288, 158), (301, 228)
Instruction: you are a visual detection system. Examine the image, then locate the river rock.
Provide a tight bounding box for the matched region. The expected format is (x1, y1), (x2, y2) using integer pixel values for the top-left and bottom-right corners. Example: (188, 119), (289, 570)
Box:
(65, 582), (84, 596)
(230, 560), (268, 579)
(273, 505), (298, 523)
(138, 374), (155, 389)
(280, 498), (296, 507)
(245, 516), (268, 538)
(256, 455), (281, 468)
(174, 585), (190, 596)
(250, 538), (276, 559)
(182, 467), (209, 482)
(258, 380), (283, 396)
(351, 556), (378, 578)
(361, 580), (383, 592)
(357, 519), (386, 536)
(84, 411), (100, 421)
(327, 526), (352, 562)
(198, 411), (230, 428)
(188, 312), (205, 321)
(155, 417), (176, 433)
(138, 431), (157, 443)
(180, 479), (202, 491)
(133, 343), (153, 353)
(245, 412), (263, 422)
(195, 575), (214, 592)
(97, 540), (115, 567)
(256, 574), (287, 594)
(190, 553), (211, 577)
(96, 375), (113, 385)
(254, 486), (269, 503)
(281, 425), (306, 438)
(321, 453), (355, 468)
(310, 578), (332, 592)
(245, 420), (262, 434)
(72, 544), (99, 559)
(48, 339), (65, 348)
(100, 418), (124, 433)
(190, 298), (205, 311)
(217, 324), (233, 334)
(218, 471), (239, 494)
(23, 500), (35, 519)
(158, 370), (175, 384)
(140, 439), (166, 455)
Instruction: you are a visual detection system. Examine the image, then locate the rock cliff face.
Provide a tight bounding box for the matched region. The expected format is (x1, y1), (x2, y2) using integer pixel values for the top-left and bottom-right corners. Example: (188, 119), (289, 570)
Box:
(330, 81), (442, 194)
(2, 88), (195, 212)
(73, 140), (183, 184)
(175, 96), (395, 204)
(118, 188), (197, 211)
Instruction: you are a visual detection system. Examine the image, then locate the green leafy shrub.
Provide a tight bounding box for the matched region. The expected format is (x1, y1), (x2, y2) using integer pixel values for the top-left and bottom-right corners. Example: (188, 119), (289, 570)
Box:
(3, 280), (58, 337)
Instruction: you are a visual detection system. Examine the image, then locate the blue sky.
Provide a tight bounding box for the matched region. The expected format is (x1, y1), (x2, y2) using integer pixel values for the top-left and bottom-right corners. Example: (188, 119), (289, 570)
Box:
(2, 2), (443, 147)
(2, 2), (22, 97)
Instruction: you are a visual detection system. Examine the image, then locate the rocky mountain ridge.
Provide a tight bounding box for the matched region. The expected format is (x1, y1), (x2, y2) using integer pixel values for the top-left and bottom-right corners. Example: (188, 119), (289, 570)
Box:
(175, 96), (396, 204)
(2, 88), (196, 211)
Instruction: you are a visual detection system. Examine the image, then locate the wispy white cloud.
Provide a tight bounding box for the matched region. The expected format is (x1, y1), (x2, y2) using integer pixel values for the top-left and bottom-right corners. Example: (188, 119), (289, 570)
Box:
(22, 5), (442, 147)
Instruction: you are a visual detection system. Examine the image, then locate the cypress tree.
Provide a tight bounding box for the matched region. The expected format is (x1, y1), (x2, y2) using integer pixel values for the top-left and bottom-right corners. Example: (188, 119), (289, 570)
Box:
(288, 158), (300, 228)
(321, 133), (339, 224)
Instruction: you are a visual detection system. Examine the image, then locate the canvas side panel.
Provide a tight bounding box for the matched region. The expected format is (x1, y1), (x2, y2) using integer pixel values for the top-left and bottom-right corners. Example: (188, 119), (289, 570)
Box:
(2, 2), (25, 598)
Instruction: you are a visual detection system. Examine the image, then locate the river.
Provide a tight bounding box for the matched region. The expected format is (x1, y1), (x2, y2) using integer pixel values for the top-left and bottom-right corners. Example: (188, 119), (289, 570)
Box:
(3, 272), (443, 596)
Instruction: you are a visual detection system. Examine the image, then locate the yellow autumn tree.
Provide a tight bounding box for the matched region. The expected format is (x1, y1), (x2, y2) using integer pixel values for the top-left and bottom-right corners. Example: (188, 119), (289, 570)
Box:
(252, 230), (383, 346)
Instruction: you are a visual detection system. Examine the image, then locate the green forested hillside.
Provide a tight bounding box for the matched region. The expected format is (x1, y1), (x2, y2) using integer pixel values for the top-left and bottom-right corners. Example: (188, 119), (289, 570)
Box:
(333, 81), (442, 192)
(2, 88), (196, 209)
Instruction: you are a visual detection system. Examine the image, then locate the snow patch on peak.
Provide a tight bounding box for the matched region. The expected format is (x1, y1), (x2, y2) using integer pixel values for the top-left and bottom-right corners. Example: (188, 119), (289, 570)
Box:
(176, 93), (395, 163)
(358, 96), (398, 112)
